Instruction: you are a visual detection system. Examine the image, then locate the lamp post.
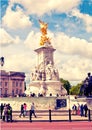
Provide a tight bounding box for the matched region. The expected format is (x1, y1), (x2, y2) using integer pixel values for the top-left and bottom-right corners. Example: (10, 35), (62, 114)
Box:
(68, 94), (70, 110)
(68, 94), (71, 121)
(0, 57), (4, 67)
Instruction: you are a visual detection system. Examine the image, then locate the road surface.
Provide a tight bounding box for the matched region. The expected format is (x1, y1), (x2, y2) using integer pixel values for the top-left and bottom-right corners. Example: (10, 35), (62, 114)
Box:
(1, 121), (92, 130)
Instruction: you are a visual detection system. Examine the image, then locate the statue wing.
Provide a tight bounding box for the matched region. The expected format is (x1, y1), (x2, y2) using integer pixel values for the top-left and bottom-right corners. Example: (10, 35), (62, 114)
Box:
(39, 20), (48, 29)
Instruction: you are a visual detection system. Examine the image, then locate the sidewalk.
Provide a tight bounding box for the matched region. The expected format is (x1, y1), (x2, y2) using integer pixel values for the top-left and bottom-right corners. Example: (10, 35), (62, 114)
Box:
(15, 115), (89, 122)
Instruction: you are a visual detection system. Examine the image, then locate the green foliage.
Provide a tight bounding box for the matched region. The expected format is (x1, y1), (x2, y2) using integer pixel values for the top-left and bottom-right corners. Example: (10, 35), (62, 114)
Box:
(60, 78), (71, 95)
(70, 83), (82, 95)
(60, 78), (83, 95)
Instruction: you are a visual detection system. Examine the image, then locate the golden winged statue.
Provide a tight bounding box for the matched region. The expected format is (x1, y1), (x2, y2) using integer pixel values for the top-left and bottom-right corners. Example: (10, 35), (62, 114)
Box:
(39, 20), (48, 35)
(39, 20), (50, 46)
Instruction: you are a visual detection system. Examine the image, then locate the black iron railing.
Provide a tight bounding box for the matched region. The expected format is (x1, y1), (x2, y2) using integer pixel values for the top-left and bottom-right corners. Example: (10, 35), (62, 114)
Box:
(0, 109), (92, 122)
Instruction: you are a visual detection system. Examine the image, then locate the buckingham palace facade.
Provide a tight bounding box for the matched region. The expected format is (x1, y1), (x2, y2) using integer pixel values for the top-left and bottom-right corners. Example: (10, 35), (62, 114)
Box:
(0, 70), (25, 97)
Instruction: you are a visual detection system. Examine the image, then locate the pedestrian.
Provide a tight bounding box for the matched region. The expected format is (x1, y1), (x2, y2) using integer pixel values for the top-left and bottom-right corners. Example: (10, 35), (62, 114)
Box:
(30, 102), (37, 118)
(84, 104), (88, 117)
(72, 104), (77, 115)
(19, 104), (24, 117)
(80, 104), (84, 116)
(0, 103), (4, 119)
(3, 104), (8, 122)
(23, 103), (27, 117)
(7, 104), (12, 122)
(77, 103), (80, 115)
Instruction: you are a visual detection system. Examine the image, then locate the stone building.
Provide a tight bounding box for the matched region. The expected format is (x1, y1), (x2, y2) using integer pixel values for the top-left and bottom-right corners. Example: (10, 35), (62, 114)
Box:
(0, 70), (25, 97)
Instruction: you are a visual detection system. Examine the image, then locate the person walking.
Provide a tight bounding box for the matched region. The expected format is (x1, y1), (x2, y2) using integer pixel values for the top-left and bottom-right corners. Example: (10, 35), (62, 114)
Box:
(23, 103), (27, 117)
(80, 104), (84, 116)
(7, 104), (12, 122)
(0, 103), (4, 119)
(3, 104), (8, 122)
(77, 103), (81, 115)
(30, 102), (37, 120)
(19, 104), (24, 117)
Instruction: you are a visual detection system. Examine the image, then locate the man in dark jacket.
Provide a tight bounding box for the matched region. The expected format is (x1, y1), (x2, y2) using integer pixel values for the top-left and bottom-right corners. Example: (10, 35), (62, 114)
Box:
(84, 104), (88, 117)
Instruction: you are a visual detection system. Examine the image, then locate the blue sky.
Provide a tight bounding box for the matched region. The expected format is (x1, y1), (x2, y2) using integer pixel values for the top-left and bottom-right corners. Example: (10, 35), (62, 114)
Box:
(0, 0), (92, 85)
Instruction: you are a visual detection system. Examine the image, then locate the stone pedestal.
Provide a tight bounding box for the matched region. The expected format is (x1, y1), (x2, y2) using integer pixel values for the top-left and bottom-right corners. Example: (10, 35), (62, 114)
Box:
(28, 80), (67, 97)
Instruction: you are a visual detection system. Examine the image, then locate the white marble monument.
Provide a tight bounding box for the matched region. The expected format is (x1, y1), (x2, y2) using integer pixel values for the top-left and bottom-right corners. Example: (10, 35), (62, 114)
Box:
(26, 20), (67, 97)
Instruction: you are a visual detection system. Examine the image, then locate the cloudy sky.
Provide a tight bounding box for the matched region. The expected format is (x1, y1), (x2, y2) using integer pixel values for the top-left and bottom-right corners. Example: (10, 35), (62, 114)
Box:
(0, 0), (92, 86)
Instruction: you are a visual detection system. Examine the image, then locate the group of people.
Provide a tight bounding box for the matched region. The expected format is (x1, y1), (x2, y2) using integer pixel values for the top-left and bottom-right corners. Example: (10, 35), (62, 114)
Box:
(19, 103), (27, 117)
(80, 72), (92, 96)
(0, 102), (37, 122)
(0, 103), (12, 122)
(72, 103), (88, 117)
(19, 102), (37, 118)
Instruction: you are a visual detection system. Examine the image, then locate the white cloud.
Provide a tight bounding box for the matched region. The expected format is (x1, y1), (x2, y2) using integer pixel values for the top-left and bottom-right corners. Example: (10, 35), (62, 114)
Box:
(90, 37), (92, 42)
(9, 0), (81, 16)
(52, 32), (92, 59)
(0, 28), (21, 46)
(2, 5), (32, 29)
(24, 31), (40, 50)
(52, 32), (92, 83)
(4, 53), (35, 72)
(59, 56), (92, 83)
(71, 9), (92, 32)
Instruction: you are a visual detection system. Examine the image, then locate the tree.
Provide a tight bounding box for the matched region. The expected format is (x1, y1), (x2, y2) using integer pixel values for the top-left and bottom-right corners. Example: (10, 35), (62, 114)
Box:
(70, 83), (82, 95)
(60, 78), (71, 95)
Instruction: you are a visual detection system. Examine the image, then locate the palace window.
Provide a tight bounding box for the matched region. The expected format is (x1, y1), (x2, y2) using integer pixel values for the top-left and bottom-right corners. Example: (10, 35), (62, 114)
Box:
(5, 88), (8, 95)
(12, 90), (14, 96)
(16, 89), (18, 94)
(20, 82), (22, 87)
(5, 82), (8, 86)
(12, 81), (15, 87)
(16, 82), (18, 87)
(0, 88), (2, 96)
(19, 89), (22, 94)
(0, 81), (2, 86)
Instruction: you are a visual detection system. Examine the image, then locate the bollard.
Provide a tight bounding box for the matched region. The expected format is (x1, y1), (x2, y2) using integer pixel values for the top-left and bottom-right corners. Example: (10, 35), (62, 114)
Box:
(49, 109), (52, 122)
(10, 111), (12, 122)
(30, 110), (32, 122)
(88, 109), (91, 121)
(69, 109), (71, 122)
